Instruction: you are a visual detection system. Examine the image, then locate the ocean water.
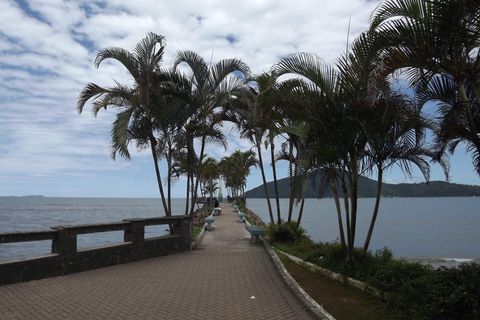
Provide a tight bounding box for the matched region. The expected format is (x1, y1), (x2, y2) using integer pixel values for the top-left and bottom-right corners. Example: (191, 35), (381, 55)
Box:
(1, 197), (479, 267)
(246, 197), (480, 267)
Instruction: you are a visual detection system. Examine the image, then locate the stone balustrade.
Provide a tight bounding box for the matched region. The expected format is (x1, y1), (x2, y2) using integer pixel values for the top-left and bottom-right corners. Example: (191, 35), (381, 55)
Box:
(0, 215), (191, 285)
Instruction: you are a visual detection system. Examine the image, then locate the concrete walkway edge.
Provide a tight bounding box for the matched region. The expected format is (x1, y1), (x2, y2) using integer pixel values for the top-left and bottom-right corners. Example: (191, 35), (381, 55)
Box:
(263, 242), (336, 320)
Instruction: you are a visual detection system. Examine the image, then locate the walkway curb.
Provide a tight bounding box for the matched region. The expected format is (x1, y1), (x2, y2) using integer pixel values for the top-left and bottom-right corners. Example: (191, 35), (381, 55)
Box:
(241, 219), (335, 319)
(263, 242), (336, 320)
(190, 222), (208, 249)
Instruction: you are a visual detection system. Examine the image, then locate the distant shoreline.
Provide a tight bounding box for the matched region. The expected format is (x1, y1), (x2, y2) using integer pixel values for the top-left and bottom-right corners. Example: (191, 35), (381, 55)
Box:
(6, 195), (45, 198)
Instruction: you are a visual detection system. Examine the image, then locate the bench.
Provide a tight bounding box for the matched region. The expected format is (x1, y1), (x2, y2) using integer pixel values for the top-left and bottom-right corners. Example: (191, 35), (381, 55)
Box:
(233, 205), (238, 212)
(245, 225), (265, 244)
(237, 212), (246, 223)
(212, 207), (221, 216)
(204, 217), (215, 230)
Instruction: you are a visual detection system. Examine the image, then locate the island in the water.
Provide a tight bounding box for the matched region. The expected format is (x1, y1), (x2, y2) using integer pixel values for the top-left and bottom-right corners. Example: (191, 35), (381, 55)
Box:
(5, 195), (45, 198)
(245, 176), (480, 198)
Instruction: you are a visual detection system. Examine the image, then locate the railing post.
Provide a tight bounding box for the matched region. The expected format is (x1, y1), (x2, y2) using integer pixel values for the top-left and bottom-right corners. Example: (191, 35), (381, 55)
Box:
(123, 219), (145, 245)
(51, 227), (77, 255)
(172, 217), (190, 249)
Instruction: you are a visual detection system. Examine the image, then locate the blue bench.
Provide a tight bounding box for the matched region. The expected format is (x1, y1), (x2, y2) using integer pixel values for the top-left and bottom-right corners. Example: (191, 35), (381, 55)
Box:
(245, 225), (265, 244)
(204, 217), (215, 230)
(212, 207), (221, 215)
(237, 212), (246, 222)
(233, 205), (238, 212)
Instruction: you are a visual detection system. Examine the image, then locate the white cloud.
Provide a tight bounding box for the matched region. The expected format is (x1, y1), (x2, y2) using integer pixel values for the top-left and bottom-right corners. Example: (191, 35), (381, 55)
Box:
(0, 0), (475, 197)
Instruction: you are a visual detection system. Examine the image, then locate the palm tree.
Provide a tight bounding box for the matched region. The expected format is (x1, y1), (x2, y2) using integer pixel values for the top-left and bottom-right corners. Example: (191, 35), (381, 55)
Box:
(183, 118), (226, 214)
(223, 75), (276, 224)
(254, 72), (284, 224)
(222, 150), (259, 203)
(171, 50), (250, 215)
(272, 28), (434, 260)
(77, 32), (173, 216)
(362, 93), (433, 251)
(200, 156), (219, 203)
(271, 52), (356, 258)
(218, 156), (237, 199)
(369, 0), (480, 177)
(152, 80), (192, 215)
(275, 118), (309, 223)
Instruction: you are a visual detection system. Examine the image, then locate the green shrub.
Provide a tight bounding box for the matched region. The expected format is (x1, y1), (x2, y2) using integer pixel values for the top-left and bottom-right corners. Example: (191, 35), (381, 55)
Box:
(267, 220), (306, 243)
(374, 246), (394, 263)
(364, 259), (480, 319)
(270, 233), (479, 320)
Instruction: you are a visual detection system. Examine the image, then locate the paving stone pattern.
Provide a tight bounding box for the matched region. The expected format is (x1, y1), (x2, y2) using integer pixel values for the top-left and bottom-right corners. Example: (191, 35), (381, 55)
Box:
(0, 203), (316, 319)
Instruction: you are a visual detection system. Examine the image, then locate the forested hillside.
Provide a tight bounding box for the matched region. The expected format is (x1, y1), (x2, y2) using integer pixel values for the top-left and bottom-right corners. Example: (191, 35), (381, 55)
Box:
(245, 177), (480, 198)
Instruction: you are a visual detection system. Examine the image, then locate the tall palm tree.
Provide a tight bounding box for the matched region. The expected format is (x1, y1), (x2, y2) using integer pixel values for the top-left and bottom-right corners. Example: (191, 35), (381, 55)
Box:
(77, 32), (173, 216)
(152, 78), (192, 215)
(369, 0), (480, 177)
(362, 94), (433, 251)
(223, 75), (276, 224)
(218, 156), (237, 198)
(272, 29), (433, 260)
(171, 123), (226, 215)
(272, 52), (356, 259)
(200, 156), (219, 202)
(275, 118), (309, 223)
(171, 50), (250, 215)
(254, 72), (284, 224)
(222, 150), (259, 203)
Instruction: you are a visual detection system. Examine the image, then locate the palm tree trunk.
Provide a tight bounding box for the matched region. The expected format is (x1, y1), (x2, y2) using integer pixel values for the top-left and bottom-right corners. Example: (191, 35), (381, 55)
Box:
(363, 168), (383, 251)
(341, 178), (352, 261)
(287, 140), (295, 222)
(349, 158), (359, 259)
(184, 177), (190, 216)
(149, 136), (170, 217)
(191, 132), (207, 217)
(184, 148), (192, 216)
(270, 136), (281, 224)
(296, 174), (308, 226)
(330, 172), (347, 256)
(256, 139), (274, 224)
(471, 82), (480, 108)
(167, 148), (172, 214)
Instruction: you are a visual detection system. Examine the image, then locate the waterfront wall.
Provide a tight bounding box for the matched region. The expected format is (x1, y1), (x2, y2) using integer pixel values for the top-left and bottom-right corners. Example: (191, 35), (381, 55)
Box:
(0, 215), (191, 285)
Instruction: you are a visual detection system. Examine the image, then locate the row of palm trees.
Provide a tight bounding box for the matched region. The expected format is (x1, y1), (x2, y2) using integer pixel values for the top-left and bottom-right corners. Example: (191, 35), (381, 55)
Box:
(78, 0), (480, 261)
(78, 33), (251, 222)
(193, 150), (258, 205)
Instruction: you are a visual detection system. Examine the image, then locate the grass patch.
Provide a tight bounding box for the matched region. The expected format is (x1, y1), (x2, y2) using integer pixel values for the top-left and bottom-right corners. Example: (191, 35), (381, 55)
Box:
(245, 216), (254, 225)
(269, 221), (480, 320)
(190, 226), (203, 242)
(275, 249), (405, 320)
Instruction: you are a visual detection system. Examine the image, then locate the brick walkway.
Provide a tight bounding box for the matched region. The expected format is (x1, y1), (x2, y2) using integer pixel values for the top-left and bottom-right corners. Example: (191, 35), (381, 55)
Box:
(0, 203), (329, 319)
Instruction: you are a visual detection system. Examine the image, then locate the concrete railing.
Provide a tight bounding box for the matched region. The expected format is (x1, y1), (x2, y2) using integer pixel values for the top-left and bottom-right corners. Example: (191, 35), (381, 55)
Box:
(0, 215), (191, 285)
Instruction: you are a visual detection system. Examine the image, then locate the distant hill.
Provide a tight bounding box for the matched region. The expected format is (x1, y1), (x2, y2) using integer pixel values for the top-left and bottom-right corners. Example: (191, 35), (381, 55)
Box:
(245, 176), (480, 198)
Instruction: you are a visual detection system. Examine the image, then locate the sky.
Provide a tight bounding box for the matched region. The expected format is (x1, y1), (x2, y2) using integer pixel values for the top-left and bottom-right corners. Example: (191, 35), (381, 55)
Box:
(0, 0), (479, 198)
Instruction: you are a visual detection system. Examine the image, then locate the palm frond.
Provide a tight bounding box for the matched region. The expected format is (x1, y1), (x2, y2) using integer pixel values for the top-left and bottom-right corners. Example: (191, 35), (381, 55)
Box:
(110, 107), (135, 161)
(172, 50), (209, 88)
(77, 83), (108, 114)
(210, 58), (251, 87)
(95, 47), (139, 79)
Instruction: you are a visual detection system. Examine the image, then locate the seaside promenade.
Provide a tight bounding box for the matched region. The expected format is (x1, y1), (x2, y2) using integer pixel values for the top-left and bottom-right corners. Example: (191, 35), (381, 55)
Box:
(0, 203), (331, 319)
